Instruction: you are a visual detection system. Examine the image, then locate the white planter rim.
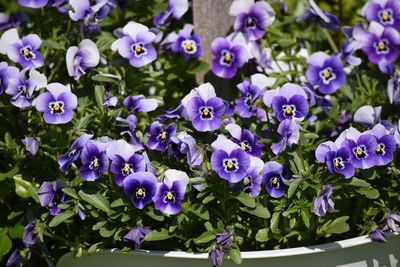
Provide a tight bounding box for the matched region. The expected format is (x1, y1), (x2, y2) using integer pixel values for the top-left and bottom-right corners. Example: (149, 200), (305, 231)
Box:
(57, 232), (397, 263)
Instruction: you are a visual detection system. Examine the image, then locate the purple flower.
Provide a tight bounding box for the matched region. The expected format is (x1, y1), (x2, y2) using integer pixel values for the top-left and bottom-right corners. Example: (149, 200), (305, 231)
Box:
(6, 249), (23, 267)
(209, 248), (224, 267)
(153, 169), (189, 215)
(38, 180), (67, 216)
(263, 83), (308, 122)
(296, 0), (340, 31)
(22, 136), (39, 156)
(182, 83), (226, 132)
(262, 161), (286, 198)
(240, 167), (262, 197)
(302, 83), (332, 112)
(387, 73), (400, 104)
(341, 128), (378, 169)
(215, 230), (233, 248)
(111, 22), (157, 68)
(80, 140), (109, 181)
(211, 35), (248, 79)
(23, 221), (38, 248)
(353, 22), (400, 73)
(366, 123), (396, 166)
(153, 0), (189, 27)
(387, 212), (400, 232)
(354, 105), (381, 127)
(123, 95), (158, 113)
(235, 74), (270, 118)
(313, 185), (335, 216)
(5, 68), (47, 108)
(271, 119), (301, 156)
(0, 62), (14, 95)
(0, 29), (44, 69)
(18, 0), (48, 8)
(211, 136), (251, 183)
(225, 123), (263, 157)
(147, 121), (177, 151)
(306, 52), (346, 94)
(33, 83), (78, 124)
(326, 147), (355, 179)
(171, 131), (203, 167)
(66, 39), (99, 80)
(362, 0), (400, 31)
(58, 134), (93, 172)
(166, 24), (202, 60)
(0, 12), (28, 31)
(123, 226), (151, 250)
(369, 228), (387, 243)
(123, 172), (157, 209)
(229, 0), (275, 41)
(106, 140), (146, 187)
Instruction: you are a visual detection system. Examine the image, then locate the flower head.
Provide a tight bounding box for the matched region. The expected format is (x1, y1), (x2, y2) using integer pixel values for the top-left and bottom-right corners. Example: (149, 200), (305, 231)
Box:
(38, 180), (67, 216)
(167, 24), (202, 60)
(34, 83), (78, 124)
(225, 123), (263, 157)
(262, 161), (286, 198)
(123, 172), (157, 209)
(369, 228), (387, 243)
(271, 119), (301, 156)
(80, 140), (109, 181)
(297, 0), (340, 31)
(18, 0), (48, 8)
(58, 134), (93, 172)
(209, 247), (224, 267)
(366, 123), (396, 166)
(147, 121), (177, 151)
(6, 249), (23, 267)
(306, 52), (346, 94)
(23, 221), (38, 248)
(362, 0), (400, 31)
(153, 0), (189, 27)
(21, 136), (39, 156)
(123, 226), (151, 250)
(229, 0), (275, 41)
(66, 39), (99, 80)
(171, 131), (203, 167)
(387, 212), (400, 232)
(313, 185), (335, 216)
(111, 21), (157, 68)
(215, 230), (233, 248)
(123, 95), (158, 113)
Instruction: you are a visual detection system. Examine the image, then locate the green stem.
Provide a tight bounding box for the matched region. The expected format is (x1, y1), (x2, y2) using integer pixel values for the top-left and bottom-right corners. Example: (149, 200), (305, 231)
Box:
(321, 28), (339, 52)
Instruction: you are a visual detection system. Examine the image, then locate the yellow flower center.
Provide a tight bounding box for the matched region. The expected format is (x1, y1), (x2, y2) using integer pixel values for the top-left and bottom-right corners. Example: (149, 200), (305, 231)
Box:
(167, 192), (174, 200)
(356, 147), (363, 156)
(137, 188), (144, 196)
(185, 43), (193, 52)
(241, 144), (247, 151)
(135, 46), (142, 53)
(23, 49), (30, 57)
(54, 104), (60, 111)
(285, 106), (293, 115)
(160, 131), (167, 140)
(224, 53), (231, 63)
(203, 109), (209, 116)
(123, 164), (130, 173)
(323, 70), (332, 79)
(376, 144), (381, 153)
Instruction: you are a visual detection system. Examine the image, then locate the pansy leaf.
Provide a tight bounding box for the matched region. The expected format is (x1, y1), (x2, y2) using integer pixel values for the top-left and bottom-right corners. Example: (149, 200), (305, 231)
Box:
(78, 191), (111, 213)
(240, 203), (270, 219)
(94, 85), (105, 114)
(270, 212), (281, 233)
(193, 231), (215, 244)
(144, 229), (171, 241)
(229, 246), (242, 265)
(49, 210), (75, 227)
(0, 229), (11, 261)
(189, 203), (210, 220)
(255, 228), (270, 242)
(234, 192), (256, 208)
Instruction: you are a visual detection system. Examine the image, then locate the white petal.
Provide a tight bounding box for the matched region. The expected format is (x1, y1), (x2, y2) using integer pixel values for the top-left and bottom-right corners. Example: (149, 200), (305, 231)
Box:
(0, 28), (20, 54)
(122, 21), (149, 39)
(225, 123), (242, 140)
(28, 69), (47, 90)
(229, 0), (254, 16)
(66, 46), (79, 77)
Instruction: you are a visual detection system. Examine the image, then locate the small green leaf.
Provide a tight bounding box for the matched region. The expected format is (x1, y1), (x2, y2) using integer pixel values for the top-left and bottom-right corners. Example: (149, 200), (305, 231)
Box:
(270, 212), (281, 233)
(78, 191), (111, 213)
(99, 226), (116, 238)
(0, 231), (12, 261)
(187, 60), (210, 74)
(8, 224), (24, 239)
(255, 228), (270, 242)
(0, 167), (19, 181)
(146, 208), (164, 221)
(189, 203), (210, 220)
(300, 209), (311, 229)
(202, 195), (215, 204)
(193, 231), (215, 244)
(287, 179), (301, 198)
(110, 198), (127, 208)
(144, 229), (171, 241)
(42, 40), (65, 50)
(324, 216), (350, 234)
(49, 210), (75, 227)
(229, 247), (242, 265)
(94, 85), (105, 114)
(234, 192), (256, 208)
(349, 177), (371, 187)
(356, 187), (380, 199)
(13, 175), (39, 202)
(62, 188), (78, 199)
(240, 203), (270, 218)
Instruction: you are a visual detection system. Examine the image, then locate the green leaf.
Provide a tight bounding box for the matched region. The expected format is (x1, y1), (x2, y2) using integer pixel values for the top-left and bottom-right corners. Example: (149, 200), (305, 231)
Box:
(13, 175), (39, 202)
(42, 40), (65, 50)
(349, 177), (371, 187)
(91, 74), (119, 83)
(144, 229), (171, 241)
(99, 226), (116, 238)
(62, 188), (78, 199)
(94, 85), (105, 114)
(88, 242), (103, 254)
(202, 195), (215, 204)
(240, 203), (270, 218)
(187, 60), (210, 74)
(8, 224), (24, 239)
(356, 187), (380, 199)
(193, 231), (215, 244)
(73, 114), (95, 130)
(287, 179), (301, 198)
(78, 191), (111, 213)
(0, 230), (12, 261)
(0, 166), (19, 181)
(324, 216), (350, 234)
(270, 212), (281, 233)
(229, 247), (242, 265)
(189, 203), (210, 220)
(234, 192), (256, 208)
(110, 198), (127, 208)
(300, 209), (311, 229)
(255, 228), (270, 242)
(146, 208), (164, 221)
(49, 210), (75, 227)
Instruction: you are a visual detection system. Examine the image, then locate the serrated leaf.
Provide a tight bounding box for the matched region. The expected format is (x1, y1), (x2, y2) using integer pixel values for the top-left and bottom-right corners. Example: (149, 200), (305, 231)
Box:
(193, 231), (215, 244)
(324, 216), (350, 234)
(255, 228), (269, 242)
(189, 203), (210, 220)
(78, 191), (111, 213)
(234, 192), (256, 208)
(144, 229), (171, 241)
(229, 247), (242, 265)
(49, 210), (75, 227)
(356, 187), (380, 199)
(240, 203), (270, 218)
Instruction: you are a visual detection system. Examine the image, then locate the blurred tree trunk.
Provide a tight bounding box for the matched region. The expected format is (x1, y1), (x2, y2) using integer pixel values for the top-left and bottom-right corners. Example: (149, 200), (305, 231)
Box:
(192, 0), (234, 95)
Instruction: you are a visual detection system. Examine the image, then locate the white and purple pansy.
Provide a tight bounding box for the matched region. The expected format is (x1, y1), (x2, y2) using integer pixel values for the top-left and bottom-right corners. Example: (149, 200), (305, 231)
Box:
(123, 172), (158, 210)
(225, 123), (263, 157)
(111, 21), (157, 68)
(147, 121), (177, 152)
(33, 83), (77, 124)
(79, 140), (109, 182)
(167, 24), (202, 60)
(262, 161), (287, 198)
(365, 123), (396, 166)
(66, 39), (100, 80)
(362, 0), (400, 31)
(18, 0), (48, 8)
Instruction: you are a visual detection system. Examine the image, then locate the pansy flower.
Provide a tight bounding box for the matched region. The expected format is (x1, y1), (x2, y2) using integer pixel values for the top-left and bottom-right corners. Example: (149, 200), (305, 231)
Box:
(58, 134), (93, 172)
(263, 83), (308, 122)
(153, 0), (189, 27)
(0, 62), (18, 96)
(111, 21), (157, 68)
(306, 52), (346, 94)
(171, 131), (203, 168)
(296, 0), (340, 31)
(23, 221), (38, 248)
(313, 185), (335, 217)
(182, 83), (226, 132)
(210, 135), (250, 183)
(106, 140), (146, 187)
(354, 105), (382, 128)
(362, 0), (400, 31)
(229, 0), (275, 41)
(0, 28), (44, 69)
(211, 34), (249, 79)
(353, 22), (400, 73)
(366, 123), (396, 166)
(80, 140), (109, 181)
(123, 95), (158, 113)
(147, 121), (177, 151)
(123, 226), (151, 251)
(18, 0), (48, 8)
(123, 172), (157, 209)
(0, 12), (29, 31)
(22, 136), (39, 156)
(237, 154), (264, 197)
(153, 169), (189, 215)
(38, 180), (67, 216)
(387, 73), (400, 104)
(225, 123), (263, 157)
(168, 24), (202, 60)
(33, 83), (78, 124)
(262, 161), (287, 198)
(235, 73), (271, 118)
(271, 119), (301, 156)
(5, 68), (47, 108)
(66, 39), (100, 80)
(6, 249), (23, 267)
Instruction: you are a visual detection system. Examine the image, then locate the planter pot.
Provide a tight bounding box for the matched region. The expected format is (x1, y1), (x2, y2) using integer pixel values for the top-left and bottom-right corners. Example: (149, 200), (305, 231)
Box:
(57, 233), (400, 267)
